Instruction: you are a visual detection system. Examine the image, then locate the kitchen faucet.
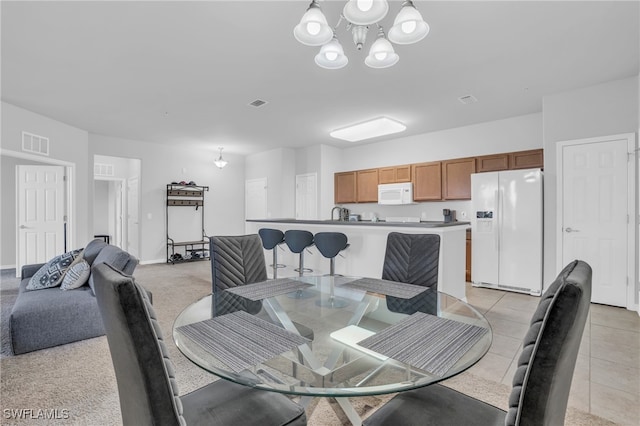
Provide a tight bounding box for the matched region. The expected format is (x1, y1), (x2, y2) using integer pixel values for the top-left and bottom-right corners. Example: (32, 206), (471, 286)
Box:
(331, 206), (343, 221)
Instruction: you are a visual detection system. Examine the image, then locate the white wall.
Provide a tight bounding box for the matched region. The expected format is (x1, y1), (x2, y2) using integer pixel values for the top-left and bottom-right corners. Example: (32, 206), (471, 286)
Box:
(89, 134), (246, 263)
(542, 75), (639, 288)
(1, 102), (90, 267)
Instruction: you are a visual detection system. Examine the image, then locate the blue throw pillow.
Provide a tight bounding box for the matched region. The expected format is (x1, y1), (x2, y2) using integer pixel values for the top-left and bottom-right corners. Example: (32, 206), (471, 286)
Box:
(27, 249), (83, 291)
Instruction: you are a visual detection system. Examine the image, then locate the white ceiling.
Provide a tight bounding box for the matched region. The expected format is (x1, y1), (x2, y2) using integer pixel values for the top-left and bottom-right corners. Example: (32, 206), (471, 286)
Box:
(2, 1), (638, 156)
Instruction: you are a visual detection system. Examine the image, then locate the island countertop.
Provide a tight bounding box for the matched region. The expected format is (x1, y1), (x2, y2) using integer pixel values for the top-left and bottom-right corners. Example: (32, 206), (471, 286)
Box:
(246, 218), (470, 229)
(245, 219), (468, 300)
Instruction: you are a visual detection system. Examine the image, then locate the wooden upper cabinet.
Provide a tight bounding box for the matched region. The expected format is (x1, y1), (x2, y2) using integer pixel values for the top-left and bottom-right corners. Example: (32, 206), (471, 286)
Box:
(356, 169), (379, 203)
(476, 154), (509, 172)
(509, 149), (544, 170)
(379, 165), (411, 184)
(334, 171), (356, 204)
(442, 157), (476, 200)
(412, 162), (442, 201)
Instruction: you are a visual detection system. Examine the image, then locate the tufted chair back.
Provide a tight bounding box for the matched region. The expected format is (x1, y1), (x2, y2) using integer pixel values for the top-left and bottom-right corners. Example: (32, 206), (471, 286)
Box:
(209, 235), (268, 316)
(93, 263), (185, 426)
(506, 260), (591, 426)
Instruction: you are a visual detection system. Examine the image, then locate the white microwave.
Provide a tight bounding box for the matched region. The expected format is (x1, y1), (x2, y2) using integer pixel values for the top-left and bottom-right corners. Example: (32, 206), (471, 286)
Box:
(378, 182), (414, 205)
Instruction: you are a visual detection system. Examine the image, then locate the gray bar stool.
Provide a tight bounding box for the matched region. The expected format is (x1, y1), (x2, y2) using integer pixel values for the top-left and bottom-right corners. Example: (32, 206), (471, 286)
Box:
(314, 232), (350, 308)
(258, 228), (286, 279)
(284, 230), (315, 299)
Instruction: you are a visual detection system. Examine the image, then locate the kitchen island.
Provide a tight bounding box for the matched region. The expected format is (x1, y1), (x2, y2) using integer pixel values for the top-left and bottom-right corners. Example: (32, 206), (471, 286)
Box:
(246, 219), (470, 301)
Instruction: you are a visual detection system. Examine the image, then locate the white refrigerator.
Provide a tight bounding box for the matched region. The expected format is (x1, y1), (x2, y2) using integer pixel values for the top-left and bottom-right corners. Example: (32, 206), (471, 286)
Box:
(471, 168), (543, 296)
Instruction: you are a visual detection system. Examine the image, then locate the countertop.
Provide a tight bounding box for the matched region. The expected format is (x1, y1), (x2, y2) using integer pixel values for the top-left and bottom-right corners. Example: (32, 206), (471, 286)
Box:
(246, 218), (470, 228)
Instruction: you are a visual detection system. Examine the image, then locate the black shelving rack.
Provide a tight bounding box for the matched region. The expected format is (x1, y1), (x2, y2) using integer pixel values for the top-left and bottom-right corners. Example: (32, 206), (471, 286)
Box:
(166, 184), (210, 264)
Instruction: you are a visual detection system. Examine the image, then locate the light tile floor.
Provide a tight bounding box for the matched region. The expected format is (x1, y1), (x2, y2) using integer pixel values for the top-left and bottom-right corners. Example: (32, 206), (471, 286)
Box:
(464, 283), (640, 426)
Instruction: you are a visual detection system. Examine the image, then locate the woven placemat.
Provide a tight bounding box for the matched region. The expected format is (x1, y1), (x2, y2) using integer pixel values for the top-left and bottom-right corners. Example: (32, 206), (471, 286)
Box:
(176, 310), (311, 373)
(338, 278), (427, 299)
(225, 278), (314, 301)
(357, 312), (489, 376)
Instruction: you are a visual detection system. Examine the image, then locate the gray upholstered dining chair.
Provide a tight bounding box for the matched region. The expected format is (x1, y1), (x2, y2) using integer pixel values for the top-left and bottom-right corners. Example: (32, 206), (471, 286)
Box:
(92, 262), (307, 426)
(209, 234), (314, 339)
(382, 232), (440, 315)
(363, 259), (592, 426)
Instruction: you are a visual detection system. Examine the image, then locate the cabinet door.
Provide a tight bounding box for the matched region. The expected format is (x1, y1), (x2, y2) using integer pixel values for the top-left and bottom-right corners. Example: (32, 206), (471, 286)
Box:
(509, 149), (543, 170)
(442, 158), (476, 200)
(378, 167), (396, 184)
(334, 172), (356, 204)
(395, 165), (411, 182)
(356, 169), (379, 203)
(412, 162), (442, 201)
(476, 154), (509, 172)
(465, 230), (472, 282)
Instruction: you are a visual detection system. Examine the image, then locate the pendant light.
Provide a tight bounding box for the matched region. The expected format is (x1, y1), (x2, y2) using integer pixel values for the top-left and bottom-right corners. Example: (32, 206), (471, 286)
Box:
(214, 147), (228, 169)
(343, 0), (389, 25)
(388, 0), (430, 45)
(365, 27), (399, 68)
(293, 0), (333, 46)
(315, 35), (349, 69)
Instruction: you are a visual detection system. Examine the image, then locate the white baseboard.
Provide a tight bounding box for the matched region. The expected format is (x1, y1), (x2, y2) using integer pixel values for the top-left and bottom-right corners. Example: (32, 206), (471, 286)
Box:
(139, 259), (167, 265)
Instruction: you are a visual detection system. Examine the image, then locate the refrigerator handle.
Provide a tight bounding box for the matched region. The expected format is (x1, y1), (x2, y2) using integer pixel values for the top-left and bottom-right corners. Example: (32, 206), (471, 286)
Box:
(494, 189), (500, 252)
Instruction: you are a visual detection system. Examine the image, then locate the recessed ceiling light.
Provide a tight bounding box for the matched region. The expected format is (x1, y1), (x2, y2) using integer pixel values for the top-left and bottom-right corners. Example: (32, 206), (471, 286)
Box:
(330, 117), (406, 142)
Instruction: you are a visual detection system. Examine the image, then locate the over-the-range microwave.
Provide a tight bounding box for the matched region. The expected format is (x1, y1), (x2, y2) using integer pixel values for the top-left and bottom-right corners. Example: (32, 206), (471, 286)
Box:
(377, 182), (414, 205)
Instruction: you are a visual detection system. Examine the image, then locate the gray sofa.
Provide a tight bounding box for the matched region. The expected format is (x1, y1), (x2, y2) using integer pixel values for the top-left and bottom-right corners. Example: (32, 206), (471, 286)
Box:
(9, 239), (140, 355)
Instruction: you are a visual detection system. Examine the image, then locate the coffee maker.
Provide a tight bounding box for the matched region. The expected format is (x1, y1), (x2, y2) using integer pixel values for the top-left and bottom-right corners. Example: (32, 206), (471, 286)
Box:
(443, 208), (456, 223)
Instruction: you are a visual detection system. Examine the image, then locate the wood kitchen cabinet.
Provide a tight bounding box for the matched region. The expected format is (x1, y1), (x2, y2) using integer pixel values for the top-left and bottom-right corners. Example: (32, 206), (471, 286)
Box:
(442, 157), (476, 200)
(334, 171), (356, 204)
(509, 149), (544, 170)
(476, 153), (510, 172)
(356, 169), (379, 203)
(379, 165), (411, 184)
(412, 161), (442, 201)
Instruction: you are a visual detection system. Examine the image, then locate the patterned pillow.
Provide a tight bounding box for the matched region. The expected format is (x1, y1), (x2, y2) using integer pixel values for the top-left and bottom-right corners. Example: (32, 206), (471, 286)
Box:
(60, 260), (91, 290)
(26, 249), (83, 290)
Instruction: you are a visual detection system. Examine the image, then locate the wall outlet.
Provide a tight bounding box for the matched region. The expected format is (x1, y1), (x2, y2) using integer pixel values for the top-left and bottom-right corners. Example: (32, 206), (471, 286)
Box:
(460, 211), (467, 219)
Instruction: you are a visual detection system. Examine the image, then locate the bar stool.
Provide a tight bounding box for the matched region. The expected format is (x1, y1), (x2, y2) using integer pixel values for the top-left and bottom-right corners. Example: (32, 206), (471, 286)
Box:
(258, 228), (286, 279)
(314, 232), (350, 308)
(284, 230), (315, 299)
(284, 230), (314, 276)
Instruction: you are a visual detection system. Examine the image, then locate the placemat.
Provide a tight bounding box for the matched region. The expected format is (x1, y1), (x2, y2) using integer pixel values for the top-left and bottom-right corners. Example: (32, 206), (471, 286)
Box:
(225, 278), (314, 301)
(176, 310), (311, 373)
(338, 278), (427, 299)
(357, 312), (489, 376)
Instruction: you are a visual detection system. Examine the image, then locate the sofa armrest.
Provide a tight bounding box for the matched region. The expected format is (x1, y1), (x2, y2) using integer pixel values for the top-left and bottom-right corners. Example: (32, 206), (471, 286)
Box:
(21, 263), (45, 280)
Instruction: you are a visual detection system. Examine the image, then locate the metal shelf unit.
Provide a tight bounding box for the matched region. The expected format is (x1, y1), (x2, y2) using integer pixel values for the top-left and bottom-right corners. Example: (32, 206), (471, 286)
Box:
(166, 184), (209, 264)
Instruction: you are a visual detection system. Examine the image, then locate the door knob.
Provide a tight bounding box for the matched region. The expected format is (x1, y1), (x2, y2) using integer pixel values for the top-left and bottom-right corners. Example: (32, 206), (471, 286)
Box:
(565, 227), (580, 233)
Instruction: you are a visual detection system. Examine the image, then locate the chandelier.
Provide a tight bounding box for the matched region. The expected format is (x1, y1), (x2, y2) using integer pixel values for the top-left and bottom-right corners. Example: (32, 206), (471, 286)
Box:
(294, 0), (429, 69)
(214, 147), (228, 169)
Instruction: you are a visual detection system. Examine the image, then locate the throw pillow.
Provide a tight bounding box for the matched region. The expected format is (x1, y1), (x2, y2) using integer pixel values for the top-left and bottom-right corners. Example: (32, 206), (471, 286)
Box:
(26, 249), (83, 290)
(60, 259), (91, 290)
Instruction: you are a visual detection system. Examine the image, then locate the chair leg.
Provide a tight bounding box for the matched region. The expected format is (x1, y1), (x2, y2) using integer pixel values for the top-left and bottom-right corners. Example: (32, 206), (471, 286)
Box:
(316, 258), (349, 308)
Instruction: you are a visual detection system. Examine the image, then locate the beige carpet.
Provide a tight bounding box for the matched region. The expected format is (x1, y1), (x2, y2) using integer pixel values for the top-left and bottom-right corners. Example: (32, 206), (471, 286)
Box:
(0, 263), (615, 425)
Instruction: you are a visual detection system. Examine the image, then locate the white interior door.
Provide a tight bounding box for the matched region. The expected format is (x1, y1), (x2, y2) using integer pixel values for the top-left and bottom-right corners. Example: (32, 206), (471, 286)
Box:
(245, 178), (267, 219)
(295, 173), (317, 220)
(559, 135), (633, 307)
(127, 176), (140, 258)
(17, 165), (66, 272)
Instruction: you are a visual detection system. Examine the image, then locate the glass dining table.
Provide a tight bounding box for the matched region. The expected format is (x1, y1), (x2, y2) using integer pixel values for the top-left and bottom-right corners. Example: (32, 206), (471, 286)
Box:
(173, 275), (492, 426)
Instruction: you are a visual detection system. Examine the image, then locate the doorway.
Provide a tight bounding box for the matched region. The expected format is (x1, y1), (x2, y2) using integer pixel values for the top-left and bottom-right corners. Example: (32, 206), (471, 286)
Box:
(295, 173), (318, 220)
(93, 155), (140, 258)
(556, 133), (637, 309)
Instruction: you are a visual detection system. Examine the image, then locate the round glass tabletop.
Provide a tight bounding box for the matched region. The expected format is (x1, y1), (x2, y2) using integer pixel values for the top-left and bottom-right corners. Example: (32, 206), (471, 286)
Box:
(173, 275), (492, 398)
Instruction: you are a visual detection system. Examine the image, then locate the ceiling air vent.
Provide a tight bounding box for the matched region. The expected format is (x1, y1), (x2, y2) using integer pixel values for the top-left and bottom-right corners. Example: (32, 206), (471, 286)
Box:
(22, 131), (50, 156)
(458, 94), (478, 105)
(248, 99), (268, 108)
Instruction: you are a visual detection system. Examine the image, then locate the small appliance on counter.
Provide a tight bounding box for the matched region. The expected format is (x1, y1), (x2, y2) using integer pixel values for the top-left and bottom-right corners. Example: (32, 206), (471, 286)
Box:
(443, 209), (456, 223)
(348, 214), (361, 222)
